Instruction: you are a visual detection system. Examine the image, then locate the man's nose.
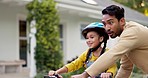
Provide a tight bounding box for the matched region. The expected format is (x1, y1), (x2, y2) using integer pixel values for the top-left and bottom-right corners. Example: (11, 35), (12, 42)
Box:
(105, 24), (111, 30)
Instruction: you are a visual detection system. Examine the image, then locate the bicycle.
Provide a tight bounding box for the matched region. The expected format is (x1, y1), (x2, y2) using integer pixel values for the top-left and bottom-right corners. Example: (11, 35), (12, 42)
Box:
(44, 74), (60, 78)
(44, 74), (112, 78)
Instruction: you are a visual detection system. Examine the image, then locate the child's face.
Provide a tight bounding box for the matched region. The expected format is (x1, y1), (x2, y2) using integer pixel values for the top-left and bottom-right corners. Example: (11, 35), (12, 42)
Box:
(86, 31), (102, 48)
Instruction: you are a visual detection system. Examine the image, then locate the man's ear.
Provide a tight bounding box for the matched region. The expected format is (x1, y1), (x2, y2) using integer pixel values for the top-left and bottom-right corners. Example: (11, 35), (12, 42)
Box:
(120, 17), (125, 26)
(99, 36), (104, 42)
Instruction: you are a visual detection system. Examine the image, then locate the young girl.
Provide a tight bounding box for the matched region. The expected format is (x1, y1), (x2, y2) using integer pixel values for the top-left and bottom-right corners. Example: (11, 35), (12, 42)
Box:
(48, 22), (117, 78)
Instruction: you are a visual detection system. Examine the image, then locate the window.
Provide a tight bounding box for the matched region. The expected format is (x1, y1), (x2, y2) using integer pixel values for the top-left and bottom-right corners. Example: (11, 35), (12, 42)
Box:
(59, 24), (63, 38)
(59, 24), (63, 50)
(19, 21), (26, 37)
(19, 20), (27, 67)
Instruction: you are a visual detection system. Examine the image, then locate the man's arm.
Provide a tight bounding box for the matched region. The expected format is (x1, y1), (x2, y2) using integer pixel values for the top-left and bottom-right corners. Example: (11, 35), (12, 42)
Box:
(116, 55), (133, 78)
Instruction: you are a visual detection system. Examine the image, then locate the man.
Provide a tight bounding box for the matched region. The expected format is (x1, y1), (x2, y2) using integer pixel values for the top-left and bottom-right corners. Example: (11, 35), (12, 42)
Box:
(71, 5), (148, 78)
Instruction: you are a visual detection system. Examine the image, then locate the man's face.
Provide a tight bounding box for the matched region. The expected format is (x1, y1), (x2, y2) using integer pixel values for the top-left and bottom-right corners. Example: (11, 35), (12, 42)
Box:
(102, 14), (124, 38)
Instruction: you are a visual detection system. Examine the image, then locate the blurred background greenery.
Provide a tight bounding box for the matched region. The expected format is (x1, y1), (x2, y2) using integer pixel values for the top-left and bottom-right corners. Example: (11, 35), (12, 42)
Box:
(114, 0), (148, 16)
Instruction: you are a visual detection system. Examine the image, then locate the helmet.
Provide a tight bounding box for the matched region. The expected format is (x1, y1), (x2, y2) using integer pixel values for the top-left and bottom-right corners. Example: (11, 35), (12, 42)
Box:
(82, 22), (109, 40)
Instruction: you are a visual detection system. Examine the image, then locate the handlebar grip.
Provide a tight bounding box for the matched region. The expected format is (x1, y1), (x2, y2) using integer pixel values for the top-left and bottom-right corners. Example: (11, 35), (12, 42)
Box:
(44, 74), (60, 78)
(96, 74), (112, 78)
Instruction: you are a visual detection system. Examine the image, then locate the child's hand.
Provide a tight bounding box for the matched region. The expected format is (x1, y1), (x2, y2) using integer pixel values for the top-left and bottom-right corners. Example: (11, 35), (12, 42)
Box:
(100, 72), (112, 78)
(48, 70), (55, 76)
(48, 70), (63, 78)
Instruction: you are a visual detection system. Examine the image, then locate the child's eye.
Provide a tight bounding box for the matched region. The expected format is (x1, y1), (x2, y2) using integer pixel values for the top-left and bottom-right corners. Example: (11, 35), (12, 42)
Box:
(90, 37), (94, 38)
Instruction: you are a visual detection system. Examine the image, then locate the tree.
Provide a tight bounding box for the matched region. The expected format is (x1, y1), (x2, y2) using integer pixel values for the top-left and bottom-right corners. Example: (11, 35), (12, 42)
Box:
(26, 0), (63, 74)
(114, 0), (148, 16)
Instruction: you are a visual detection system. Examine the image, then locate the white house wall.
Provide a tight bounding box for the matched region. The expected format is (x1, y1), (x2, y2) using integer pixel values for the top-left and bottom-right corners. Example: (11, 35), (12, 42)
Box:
(0, 3), (27, 61)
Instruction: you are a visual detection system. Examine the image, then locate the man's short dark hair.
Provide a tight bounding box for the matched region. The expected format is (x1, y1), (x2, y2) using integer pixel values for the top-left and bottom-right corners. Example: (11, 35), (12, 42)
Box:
(102, 5), (124, 21)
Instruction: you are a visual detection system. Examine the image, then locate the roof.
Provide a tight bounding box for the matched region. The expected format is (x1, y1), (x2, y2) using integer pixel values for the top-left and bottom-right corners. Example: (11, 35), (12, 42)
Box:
(1, 0), (148, 25)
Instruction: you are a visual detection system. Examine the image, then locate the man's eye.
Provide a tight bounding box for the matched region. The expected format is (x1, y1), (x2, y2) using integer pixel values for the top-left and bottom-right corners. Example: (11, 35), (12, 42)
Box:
(109, 21), (113, 25)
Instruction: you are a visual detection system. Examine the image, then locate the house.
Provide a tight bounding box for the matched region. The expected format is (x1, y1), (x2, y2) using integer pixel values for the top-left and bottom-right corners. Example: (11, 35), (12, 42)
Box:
(0, 0), (148, 77)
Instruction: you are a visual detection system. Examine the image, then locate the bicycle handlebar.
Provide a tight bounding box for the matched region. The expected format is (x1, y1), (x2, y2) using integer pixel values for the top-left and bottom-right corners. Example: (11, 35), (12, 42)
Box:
(44, 74), (60, 78)
(44, 74), (112, 78)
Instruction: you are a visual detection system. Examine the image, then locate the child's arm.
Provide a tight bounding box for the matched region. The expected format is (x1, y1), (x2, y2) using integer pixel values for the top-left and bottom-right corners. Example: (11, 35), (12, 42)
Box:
(48, 66), (68, 76)
(56, 66), (68, 74)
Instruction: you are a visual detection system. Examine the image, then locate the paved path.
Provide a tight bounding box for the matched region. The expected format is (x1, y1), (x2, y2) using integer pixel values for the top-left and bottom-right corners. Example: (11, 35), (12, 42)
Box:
(0, 67), (30, 78)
